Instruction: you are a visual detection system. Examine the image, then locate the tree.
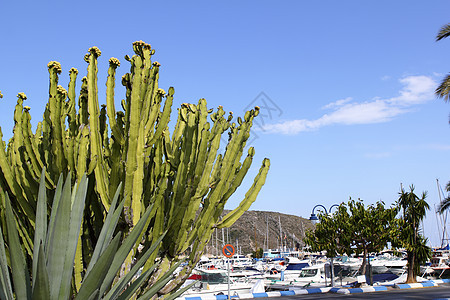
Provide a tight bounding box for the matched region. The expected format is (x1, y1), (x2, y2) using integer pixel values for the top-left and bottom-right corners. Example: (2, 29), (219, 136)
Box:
(393, 185), (432, 283)
(305, 199), (398, 285)
(252, 248), (264, 259)
(304, 205), (347, 286)
(436, 23), (450, 101)
(342, 199), (397, 283)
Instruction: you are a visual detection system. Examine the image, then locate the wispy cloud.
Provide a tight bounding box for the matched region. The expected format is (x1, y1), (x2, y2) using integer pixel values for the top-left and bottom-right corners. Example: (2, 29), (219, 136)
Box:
(424, 144), (450, 151)
(261, 75), (437, 135)
(364, 152), (392, 159)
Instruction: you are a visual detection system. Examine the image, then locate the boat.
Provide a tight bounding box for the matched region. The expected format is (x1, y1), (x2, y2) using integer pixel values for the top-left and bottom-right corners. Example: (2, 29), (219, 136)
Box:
(181, 268), (258, 298)
(264, 257), (310, 281)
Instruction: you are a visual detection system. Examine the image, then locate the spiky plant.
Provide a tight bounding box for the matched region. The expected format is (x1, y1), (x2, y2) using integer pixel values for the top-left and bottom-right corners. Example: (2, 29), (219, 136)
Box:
(0, 41), (270, 294)
(0, 170), (191, 299)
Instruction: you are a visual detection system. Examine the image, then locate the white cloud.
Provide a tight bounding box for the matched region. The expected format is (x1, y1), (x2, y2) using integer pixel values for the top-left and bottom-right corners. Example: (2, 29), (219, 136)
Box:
(425, 144), (450, 151)
(261, 75), (437, 135)
(364, 152), (392, 159)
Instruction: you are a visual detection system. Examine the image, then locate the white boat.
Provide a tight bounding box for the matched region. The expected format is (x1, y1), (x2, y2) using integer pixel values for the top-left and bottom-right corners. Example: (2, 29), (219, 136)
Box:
(180, 269), (258, 298)
(265, 263), (329, 289)
(264, 257), (310, 281)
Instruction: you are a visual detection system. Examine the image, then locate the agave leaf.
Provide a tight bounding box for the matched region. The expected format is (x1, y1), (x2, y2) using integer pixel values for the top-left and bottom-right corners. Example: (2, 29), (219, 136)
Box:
(164, 281), (198, 300)
(45, 173), (63, 256)
(105, 263), (159, 300)
(47, 173), (72, 299)
(115, 267), (154, 300)
(101, 183), (124, 253)
(0, 222), (13, 300)
(58, 174), (88, 299)
(4, 193), (32, 299)
(85, 183), (123, 278)
(136, 275), (172, 300)
(104, 232), (166, 300)
(76, 234), (121, 300)
(86, 289), (99, 300)
(32, 168), (48, 289)
(31, 243), (50, 300)
(136, 261), (183, 300)
(98, 204), (153, 296)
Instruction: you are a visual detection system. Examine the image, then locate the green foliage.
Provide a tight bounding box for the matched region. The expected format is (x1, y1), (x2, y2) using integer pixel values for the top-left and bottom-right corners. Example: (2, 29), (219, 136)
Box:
(304, 205), (346, 258)
(304, 199), (397, 275)
(436, 23), (450, 102)
(437, 181), (450, 213)
(0, 170), (192, 299)
(0, 41), (269, 295)
(252, 248), (264, 259)
(392, 185), (431, 283)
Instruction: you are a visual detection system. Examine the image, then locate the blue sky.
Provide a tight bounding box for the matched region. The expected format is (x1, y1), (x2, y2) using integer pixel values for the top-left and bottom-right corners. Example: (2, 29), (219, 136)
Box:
(1, 1), (450, 246)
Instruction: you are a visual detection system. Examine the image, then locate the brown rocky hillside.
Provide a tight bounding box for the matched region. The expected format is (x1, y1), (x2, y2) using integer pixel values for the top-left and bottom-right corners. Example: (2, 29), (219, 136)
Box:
(203, 210), (314, 256)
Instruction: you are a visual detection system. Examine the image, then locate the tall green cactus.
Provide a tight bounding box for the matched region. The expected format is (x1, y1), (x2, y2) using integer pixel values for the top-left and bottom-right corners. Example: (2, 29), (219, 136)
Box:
(0, 41), (270, 295)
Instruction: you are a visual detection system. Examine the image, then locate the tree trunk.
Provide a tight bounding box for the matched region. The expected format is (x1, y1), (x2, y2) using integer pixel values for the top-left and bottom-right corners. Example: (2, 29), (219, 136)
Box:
(406, 250), (417, 283)
(358, 247), (368, 275)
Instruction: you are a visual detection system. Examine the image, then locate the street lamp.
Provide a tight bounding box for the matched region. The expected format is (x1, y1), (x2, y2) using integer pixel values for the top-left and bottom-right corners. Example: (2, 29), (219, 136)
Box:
(309, 204), (339, 222)
(309, 203), (340, 287)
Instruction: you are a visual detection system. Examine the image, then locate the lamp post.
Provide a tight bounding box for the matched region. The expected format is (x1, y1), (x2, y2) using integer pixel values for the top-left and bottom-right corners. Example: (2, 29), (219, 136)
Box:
(309, 204), (339, 222)
(309, 204), (339, 287)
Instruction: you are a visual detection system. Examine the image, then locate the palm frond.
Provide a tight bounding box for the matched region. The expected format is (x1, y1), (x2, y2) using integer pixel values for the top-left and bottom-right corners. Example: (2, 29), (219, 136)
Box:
(436, 74), (450, 102)
(436, 23), (450, 41)
(438, 196), (450, 214)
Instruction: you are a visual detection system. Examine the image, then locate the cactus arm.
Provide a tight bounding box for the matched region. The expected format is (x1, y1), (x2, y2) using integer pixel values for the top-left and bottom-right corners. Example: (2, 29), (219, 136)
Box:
(21, 109), (55, 188)
(143, 64), (160, 136)
(99, 105), (110, 158)
(0, 127), (35, 222)
(76, 126), (89, 183)
(124, 53), (143, 224)
(216, 158), (270, 228)
(56, 86), (69, 174)
(86, 47), (110, 209)
(67, 68), (78, 172)
(47, 62), (67, 177)
(40, 104), (54, 178)
(142, 65), (159, 129)
(221, 147), (255, 201)
(138, 42), (153, 103)
(106, 58), (124, 145)
(11, 94), (39, 204)
(20, 109), (41, 180)
(146, 87), (173, 146)
(131, 124), (145, 225)
(108, 113), (124, 197)
(78, 77), (89, 126)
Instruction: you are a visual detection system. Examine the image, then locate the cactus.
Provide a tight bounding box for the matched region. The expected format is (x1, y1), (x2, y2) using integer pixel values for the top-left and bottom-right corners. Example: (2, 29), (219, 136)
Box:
(0, 41), (270, 295)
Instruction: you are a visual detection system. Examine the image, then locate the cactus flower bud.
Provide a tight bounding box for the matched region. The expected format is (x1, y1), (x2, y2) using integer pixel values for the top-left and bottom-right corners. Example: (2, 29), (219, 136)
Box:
(17, 92), (27, 100)
(47, 61), (62, 74)
(109, 57), (120, 67)
(88, 46), (102, 57)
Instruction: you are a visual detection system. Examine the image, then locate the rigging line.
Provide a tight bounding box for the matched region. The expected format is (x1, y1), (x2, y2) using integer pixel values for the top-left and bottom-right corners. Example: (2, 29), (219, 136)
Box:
(437, 179), (449, 248)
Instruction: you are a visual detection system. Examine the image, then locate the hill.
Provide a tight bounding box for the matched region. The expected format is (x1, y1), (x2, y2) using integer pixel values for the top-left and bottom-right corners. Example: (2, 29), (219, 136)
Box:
(203, 210), (314, 256)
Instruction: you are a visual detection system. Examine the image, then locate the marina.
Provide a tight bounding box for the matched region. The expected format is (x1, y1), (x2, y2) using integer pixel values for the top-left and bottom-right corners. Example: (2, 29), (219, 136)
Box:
(176, 248), (450, 299)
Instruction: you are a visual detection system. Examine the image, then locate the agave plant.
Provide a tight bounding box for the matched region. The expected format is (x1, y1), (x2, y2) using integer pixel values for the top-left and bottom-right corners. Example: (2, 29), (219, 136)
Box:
(0, 169), (191, 299)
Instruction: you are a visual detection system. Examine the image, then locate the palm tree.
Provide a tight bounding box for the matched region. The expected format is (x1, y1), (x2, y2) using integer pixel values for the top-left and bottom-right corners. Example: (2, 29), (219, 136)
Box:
(436, 23), (450, 101)
(397, 185), (431, 283)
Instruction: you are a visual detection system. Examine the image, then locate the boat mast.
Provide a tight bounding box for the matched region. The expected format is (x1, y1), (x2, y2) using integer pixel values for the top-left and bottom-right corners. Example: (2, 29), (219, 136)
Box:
(437, 179), (449, 248)
(279, 215), (282, 250)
